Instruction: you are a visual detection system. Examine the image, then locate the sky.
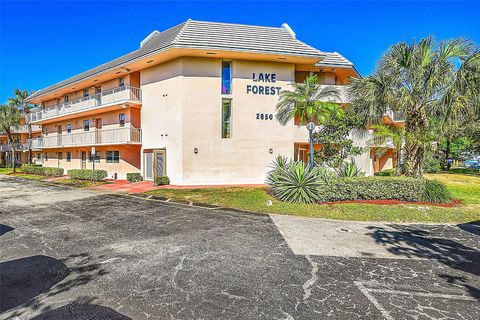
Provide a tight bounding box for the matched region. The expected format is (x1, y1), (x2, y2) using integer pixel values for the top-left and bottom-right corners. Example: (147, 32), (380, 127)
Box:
(1, 0), (479, 103)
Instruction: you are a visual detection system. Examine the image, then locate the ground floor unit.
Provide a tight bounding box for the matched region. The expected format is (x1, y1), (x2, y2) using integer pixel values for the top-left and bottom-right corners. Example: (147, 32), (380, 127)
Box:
(34, 139), (397, 183)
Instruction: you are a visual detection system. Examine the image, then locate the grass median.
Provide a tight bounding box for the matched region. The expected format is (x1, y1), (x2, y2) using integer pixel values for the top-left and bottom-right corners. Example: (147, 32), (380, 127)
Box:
(146, 173), (480, 223)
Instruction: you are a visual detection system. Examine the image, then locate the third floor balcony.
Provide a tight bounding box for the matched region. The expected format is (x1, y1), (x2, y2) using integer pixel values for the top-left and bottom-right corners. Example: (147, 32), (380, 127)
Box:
(27, 85), (142, 123)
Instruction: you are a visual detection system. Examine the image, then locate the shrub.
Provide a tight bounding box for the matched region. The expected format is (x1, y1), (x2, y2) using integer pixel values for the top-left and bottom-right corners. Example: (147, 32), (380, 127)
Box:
(374, 169), (395, 176)
(267, 158), (327, 204)
(318, 176), (451, 203)
(68, 169), (107, 181)
(127, 172), (143, 183)
(22, 165), (63, 177)
(155, 176), (170, 185)
(335, 161), (365, 177)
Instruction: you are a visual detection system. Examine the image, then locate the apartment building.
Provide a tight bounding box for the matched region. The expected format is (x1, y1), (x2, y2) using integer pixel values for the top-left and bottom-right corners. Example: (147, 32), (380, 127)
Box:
(25, 19), (403, 184)
(0, 117), (42, 167)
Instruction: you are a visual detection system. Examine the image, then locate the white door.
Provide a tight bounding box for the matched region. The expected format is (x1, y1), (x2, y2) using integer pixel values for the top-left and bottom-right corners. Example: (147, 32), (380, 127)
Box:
(144, 153), (153, 180)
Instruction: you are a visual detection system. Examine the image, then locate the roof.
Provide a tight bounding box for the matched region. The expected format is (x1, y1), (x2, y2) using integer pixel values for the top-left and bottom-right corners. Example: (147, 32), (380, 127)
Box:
(27, 19), (324, 101)
(315, 52), (353, 68)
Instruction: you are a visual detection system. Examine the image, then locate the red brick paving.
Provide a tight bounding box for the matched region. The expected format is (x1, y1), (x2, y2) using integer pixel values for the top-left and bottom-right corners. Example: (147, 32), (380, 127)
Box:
(91, 180), (266, 194)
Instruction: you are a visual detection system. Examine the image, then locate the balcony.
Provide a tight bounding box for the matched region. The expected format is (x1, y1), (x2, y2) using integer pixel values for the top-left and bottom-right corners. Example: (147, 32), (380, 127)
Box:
(384, 110), (405, 122)
(318, 85), (349, 103)
(28, 127), (142, 149)
(12, 124), (42, 133)
(1, 143), (29, 152)
(370, 135), (396, 148)
(27, 85), (142, 123)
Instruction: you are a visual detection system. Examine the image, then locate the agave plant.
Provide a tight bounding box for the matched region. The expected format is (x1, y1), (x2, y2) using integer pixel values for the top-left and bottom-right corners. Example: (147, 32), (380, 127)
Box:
(335, 161), (365, 177)
(267, 158), (328, 204)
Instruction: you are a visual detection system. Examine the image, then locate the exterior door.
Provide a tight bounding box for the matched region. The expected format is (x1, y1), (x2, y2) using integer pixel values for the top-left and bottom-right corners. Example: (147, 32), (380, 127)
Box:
(81, 151), (87, 169)
(95, 119), (102, 144)
(57, 126), (62, 146)
(144, 153), (153, 180)
(153, 150), (166, 179)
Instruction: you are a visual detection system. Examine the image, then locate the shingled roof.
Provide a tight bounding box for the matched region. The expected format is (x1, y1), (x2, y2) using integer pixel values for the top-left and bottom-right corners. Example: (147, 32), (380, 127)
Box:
(28, 19), (324, 100)
(315, 52), (353, 68)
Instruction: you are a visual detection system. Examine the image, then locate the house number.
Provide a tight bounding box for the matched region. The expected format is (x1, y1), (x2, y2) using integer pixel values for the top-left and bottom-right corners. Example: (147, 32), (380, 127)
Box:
(256, 113), (273, 120)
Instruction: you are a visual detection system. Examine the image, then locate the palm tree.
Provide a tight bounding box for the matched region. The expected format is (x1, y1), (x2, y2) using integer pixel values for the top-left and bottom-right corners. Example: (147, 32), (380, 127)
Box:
(276, 73), (343, 167)
(8, 89), (34, 164)
(348, 37), (480, 177)
(0, 105), (22, 172)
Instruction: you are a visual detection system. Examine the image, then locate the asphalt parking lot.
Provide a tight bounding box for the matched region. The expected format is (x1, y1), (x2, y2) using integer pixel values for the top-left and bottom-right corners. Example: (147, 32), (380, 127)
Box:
(1, 175), (479, 319)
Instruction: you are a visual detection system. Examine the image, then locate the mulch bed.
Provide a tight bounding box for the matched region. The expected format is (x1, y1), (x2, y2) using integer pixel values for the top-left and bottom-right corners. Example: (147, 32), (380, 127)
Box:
(318, 199), (461, 207)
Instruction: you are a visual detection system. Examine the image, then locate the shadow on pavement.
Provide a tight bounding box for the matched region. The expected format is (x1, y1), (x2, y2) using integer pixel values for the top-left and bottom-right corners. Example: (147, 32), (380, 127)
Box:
(367, 224), (480, 300)
(458, 220), (480, 236)
(0, 224), (14, 236)
(0, 255), (69, 312)
(31, 299), (131, 320)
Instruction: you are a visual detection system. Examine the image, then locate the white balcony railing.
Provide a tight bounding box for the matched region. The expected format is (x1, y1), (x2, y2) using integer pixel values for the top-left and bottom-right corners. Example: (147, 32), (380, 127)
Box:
(370, 135), (396, 148)
(0, 143), (29, 152)
(384, 110), (405, 122)
(28, 127), (141, 149)
(318, 85), (349, 103)
(11, 124), (42, 133)
(27, 85), (141, 122)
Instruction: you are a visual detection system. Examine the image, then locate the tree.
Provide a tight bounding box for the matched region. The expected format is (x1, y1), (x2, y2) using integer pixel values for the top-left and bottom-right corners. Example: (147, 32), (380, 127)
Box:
(348, 37), (480, 177)
(0, 105), (22, 172)
(275, 73), (344, 167)
(312, 109), (363, 168)
(8, 89), (35, 164)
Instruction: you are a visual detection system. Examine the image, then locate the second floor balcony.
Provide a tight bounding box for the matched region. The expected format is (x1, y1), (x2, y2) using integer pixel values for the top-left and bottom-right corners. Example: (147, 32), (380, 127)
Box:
(1, 143), (29, 152)
(28, 127), (142, 149)
(27, 85), (142, 123)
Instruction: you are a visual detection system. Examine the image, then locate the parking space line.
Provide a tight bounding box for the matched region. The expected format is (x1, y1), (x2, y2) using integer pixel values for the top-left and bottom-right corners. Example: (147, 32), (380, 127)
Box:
(354, 281), (394, 320)
(366, 288), (477, 301)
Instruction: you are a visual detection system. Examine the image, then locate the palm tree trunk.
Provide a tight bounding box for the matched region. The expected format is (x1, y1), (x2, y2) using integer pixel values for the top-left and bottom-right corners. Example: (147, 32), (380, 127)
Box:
(28, 124), (33, 164)
(404, 107), (426, 178)
(7, 132), (16, 173)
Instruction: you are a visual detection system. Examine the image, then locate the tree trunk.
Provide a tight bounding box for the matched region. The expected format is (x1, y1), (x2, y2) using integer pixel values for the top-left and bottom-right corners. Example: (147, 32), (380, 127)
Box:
(444, 137), (451, 170)
(28, 124), (33, 164)
(403, 107), (426, 178)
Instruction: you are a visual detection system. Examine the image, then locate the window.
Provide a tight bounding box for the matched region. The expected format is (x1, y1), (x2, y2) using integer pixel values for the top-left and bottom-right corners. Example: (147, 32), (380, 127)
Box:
(83, 120), (90, 131)
(58, 152), (63, 161)
(67, 123), (72, 133)
(64, 94), (69, 103)
(106, 151), (119, 163)
(95, 86), (102, 94)
(83, 89), (89, 97)
(221, 99), (232, 139)
(221, 61), (232, 94)
(36, 153), (41, 160)
(118, 77), (125, 87)
(44, 153), (48, 161)
(89, 151), (100, 163)
(43, 127), (48, 136)
(66, 152), (71, 162)
(119, 113), (125, 127)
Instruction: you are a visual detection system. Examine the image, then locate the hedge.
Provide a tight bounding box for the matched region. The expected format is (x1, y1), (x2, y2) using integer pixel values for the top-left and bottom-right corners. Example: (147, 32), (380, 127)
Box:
(318, 176), (451, 204)
(127, 172), (143, 183)
(155, 176), (170, 185)
(374, 169), (395, 176)
(22, 165), (64, 177)
(67, 169), (108, 181)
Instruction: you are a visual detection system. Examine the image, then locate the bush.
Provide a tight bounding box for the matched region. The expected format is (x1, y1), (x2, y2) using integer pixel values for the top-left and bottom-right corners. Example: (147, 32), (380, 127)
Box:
(68, 169), (108, 181)
(374, 169), (395, 176)
(266, 157), (328, 204)
(127, 172), (143, 183)
(335, 161), (365, 177)
(22, 165), (63, 177)
(318, 176), (451, 203)
(155, 176), (170, 185)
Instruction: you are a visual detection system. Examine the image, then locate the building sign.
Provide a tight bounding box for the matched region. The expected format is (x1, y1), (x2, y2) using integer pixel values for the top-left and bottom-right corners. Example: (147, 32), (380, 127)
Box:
(247, 73), (282, 95)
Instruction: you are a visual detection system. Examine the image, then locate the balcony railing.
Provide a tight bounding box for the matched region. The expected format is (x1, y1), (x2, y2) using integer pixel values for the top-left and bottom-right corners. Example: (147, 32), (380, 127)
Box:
(12, 124), (42, 133)
(28, 127), (142, 149)
(370, 135), (396, 148)
(318, 85), (349, 103)
(384, 110), (405, 122)
(1, 143), (29, 152)
(27, 85), (142, 122)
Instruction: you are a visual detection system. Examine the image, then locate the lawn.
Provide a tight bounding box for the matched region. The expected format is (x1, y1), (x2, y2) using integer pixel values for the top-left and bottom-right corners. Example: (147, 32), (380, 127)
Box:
(146, 173), (480, 223)
(52, 178), (107, 188)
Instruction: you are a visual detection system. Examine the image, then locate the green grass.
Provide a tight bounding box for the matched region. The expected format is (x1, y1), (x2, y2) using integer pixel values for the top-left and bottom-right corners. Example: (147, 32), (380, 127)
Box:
(146, 174), (480, 223)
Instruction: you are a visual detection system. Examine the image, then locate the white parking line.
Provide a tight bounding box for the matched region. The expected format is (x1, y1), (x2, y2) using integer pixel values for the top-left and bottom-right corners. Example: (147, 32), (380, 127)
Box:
(354, 281), (477, 320)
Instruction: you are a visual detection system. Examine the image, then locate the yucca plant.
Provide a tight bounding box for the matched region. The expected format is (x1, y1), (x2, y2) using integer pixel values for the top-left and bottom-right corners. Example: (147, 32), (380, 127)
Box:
(267, 158), (327, 204)
(335, 161), (365, 177)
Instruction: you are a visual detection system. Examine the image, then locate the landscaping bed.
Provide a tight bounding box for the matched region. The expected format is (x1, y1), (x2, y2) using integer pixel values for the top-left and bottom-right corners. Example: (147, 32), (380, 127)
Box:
(145, 173), (480, 223)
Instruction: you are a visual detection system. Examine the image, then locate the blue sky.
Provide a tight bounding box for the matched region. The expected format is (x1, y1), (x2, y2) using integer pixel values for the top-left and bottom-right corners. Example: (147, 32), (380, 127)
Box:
(1, 1), (479, 103)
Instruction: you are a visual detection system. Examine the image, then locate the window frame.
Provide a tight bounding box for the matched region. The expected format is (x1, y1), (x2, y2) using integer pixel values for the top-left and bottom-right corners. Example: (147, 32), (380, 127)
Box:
(221, 98), (232, 139)
(106, 150), (120, 163)
(119, 113), (125, 127)
(221, 61), (232, 95)
(83, 88), (89, 97)
(118, 77), (125, 87)
(66, 123), (72, 134)
(66, 152), (72, 162)
(89, 151), (101, 163)
(83, 120), (90, 131)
